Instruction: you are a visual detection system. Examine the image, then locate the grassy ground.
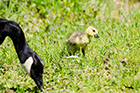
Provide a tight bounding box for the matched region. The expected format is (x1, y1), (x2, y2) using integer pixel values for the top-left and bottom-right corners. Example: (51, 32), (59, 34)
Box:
(0, 0), (140, 92)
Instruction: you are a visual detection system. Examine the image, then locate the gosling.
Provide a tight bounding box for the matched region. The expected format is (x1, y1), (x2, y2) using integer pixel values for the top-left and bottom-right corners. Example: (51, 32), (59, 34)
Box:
(66, 26), (99, 56)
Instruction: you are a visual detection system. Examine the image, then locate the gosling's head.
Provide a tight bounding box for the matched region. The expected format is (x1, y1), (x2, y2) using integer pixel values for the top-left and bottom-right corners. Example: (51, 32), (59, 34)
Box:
(86, 26), (99, 38)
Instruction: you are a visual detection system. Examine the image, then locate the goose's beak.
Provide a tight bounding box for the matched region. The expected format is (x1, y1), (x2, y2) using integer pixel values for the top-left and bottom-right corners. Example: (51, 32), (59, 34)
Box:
(34, 77), (44, 89)
(94, 34), (100, 38)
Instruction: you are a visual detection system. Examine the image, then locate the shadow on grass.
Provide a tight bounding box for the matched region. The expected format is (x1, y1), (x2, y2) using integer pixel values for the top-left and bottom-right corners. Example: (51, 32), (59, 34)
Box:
(0, 84), (5, 90)
(123, 84), (134, 89)
(10, 86), (41, 93)
(0, 84), (41, 93)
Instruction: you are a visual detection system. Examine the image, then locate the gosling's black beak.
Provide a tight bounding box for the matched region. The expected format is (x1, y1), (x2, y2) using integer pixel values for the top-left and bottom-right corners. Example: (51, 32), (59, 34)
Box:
(34, 77), (44, 89)
(94, 34), (100, 38)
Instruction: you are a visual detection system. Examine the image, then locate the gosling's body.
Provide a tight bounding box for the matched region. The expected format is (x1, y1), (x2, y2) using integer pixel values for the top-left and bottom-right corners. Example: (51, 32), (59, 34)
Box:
(66, 31), (90, 55)
(66, 26), (99, 56)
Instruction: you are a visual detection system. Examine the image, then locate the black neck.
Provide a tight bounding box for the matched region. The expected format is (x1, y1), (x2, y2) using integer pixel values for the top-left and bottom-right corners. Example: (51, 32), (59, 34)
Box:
(4, 21), (32, 63)
(10, 29), (29, 53)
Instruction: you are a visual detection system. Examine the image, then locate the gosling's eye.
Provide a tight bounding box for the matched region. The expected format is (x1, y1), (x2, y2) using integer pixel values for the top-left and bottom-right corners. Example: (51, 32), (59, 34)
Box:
(93, 30), (95, 32)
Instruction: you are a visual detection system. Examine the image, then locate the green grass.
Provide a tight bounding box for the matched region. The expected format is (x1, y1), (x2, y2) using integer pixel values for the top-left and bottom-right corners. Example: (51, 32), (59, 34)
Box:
(0, 0), (140, 92)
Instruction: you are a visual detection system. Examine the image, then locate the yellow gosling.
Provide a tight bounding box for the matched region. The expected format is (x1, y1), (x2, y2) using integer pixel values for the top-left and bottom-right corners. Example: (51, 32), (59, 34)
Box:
(66, 26), (99, 56)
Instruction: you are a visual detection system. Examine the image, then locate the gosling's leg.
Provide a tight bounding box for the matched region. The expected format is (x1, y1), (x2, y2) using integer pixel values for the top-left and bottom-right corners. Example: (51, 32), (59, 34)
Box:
(68, 45), (76, 56)
(82, 49), (85, 56)
(68, 51), (76, 56)
(68, 52), (72, 56)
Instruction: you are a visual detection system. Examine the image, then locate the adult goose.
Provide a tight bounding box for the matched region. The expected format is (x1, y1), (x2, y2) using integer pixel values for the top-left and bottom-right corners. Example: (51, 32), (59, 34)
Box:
(0, 19), (44, 89)
(66, 26), (99, 56)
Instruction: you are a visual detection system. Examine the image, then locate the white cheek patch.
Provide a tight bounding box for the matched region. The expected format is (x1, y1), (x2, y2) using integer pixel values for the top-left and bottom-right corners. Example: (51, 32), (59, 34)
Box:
(21, 57), (33, 76)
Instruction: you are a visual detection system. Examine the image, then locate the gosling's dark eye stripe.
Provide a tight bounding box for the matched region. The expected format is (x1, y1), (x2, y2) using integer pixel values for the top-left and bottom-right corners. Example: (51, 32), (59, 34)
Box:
(93, 30), (95, 32)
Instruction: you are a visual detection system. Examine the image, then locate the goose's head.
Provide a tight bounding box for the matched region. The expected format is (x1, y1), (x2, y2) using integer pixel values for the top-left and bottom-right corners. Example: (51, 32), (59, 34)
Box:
(22, 54), (44, 89)
(30, 54), (44, 89)
(86, 26), (99, 38)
